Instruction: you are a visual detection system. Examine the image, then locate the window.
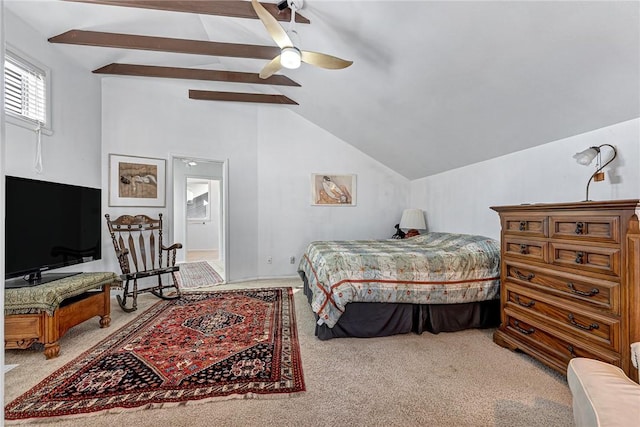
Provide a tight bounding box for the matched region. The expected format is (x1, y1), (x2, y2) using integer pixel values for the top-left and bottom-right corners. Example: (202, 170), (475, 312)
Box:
(3, 49), (50, 130)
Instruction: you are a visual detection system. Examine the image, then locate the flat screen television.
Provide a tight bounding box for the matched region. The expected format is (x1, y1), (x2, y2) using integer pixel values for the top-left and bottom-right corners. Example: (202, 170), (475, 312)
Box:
(5, 176), (102, 287)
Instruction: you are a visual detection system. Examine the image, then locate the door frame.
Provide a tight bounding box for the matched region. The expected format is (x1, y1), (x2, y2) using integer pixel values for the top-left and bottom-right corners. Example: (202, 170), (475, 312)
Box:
(170, 155), (229, 281)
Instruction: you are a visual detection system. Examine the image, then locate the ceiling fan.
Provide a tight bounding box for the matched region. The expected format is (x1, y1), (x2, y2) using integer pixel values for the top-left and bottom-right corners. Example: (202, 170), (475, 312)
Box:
(251, 0), (353, 79)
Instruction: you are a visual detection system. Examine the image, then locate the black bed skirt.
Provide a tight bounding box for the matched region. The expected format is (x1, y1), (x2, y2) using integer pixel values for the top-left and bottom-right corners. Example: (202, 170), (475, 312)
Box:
(300, 272), (500, 340)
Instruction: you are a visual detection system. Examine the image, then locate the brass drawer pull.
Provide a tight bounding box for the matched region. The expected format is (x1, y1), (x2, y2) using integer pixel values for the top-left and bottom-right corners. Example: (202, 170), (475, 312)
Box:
(575, 251), (584, 264)
(513, 320), (535, 335)
(568, 313), (599, 331)
(567, 345), (577, 358)
(514, 269), (535, 281)
(567, 282), (599, 297)
(519, 221), (526, 231)
(519, 244), (528, 255)
(575, 222), (585, 235)
(514, 295), (535, 308)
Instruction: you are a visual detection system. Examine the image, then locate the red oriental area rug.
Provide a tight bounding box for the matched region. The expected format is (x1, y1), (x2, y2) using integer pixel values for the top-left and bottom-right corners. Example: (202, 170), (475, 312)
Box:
(5, 288), (305, 422)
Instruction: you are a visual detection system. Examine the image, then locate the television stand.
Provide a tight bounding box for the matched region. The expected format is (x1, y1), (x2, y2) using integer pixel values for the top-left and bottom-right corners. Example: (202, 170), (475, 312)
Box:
(4, 272), (119, 359)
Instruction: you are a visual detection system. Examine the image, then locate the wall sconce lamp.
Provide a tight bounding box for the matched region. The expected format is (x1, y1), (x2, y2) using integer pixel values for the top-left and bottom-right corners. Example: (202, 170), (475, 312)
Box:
(399, 208), (427, 238)
(573, 144), (617, 202)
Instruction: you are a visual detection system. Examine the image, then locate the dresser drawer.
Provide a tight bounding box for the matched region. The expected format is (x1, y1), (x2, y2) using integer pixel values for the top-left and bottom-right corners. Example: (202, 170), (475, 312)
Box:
(503, 311), (621, 368)
(549, 215), (619, 244)
(503, 215), (547, 238)
(504, 238), (547, 263)
(549, 242), (620, 276)
(504, 261), (620, 313)
(506, 286), (620, 352)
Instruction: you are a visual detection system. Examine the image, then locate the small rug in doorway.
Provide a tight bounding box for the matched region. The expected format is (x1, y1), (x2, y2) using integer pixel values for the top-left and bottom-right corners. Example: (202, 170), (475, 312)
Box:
(176, 261), (223, 289)
(5, 288), (305, 423)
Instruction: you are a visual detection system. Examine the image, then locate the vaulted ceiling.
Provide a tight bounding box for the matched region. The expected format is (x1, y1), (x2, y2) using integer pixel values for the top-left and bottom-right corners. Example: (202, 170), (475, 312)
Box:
(5, 0), (639, 179)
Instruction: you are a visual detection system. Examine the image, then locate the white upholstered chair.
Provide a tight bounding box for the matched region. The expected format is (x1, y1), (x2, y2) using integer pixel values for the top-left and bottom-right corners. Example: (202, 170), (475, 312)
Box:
(567, 343), (640, 427)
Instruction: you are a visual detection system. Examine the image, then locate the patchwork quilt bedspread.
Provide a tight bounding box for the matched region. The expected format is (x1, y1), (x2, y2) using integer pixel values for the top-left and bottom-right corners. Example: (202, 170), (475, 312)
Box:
(298, 232), (501, 328)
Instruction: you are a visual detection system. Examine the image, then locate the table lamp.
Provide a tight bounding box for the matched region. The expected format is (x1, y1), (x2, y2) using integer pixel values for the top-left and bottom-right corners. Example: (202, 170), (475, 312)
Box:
(400, 208), (426, 238)
(573, 144), (617, 202)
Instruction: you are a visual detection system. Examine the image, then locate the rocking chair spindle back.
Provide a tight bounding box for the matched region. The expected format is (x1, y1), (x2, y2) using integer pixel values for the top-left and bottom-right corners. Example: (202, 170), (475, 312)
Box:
(105, 213), (182, 312)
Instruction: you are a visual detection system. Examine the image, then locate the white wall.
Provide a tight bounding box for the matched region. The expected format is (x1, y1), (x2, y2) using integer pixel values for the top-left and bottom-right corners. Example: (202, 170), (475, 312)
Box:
(101, 78), (409, 281)
(410, 118), (640, 240)
(256, 108), (410, 277)
(4, 10), (102, 187)
(3, 9), (103, 276)
(101, 77), (259, 281)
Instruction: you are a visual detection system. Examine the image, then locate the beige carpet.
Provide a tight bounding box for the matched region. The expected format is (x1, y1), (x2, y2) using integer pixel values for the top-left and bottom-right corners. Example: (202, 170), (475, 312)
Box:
(4, 278), (574, 426)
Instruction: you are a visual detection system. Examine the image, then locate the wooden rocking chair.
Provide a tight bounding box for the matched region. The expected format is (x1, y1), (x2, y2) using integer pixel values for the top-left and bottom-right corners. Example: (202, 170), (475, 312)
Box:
(105, 213), (182, 312)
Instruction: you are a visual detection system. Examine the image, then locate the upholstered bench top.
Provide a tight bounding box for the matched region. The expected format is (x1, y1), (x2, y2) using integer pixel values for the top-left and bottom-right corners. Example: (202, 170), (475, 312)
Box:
(5, 272), (120, 316)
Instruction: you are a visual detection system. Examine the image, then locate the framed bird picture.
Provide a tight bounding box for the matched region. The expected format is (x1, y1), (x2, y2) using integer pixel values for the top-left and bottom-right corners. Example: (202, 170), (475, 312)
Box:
(311, 174), (356, 206)
(109, 154), (166, 207)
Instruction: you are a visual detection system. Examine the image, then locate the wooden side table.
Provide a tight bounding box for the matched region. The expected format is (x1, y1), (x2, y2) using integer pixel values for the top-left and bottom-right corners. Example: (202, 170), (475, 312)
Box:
(4, 272), (118, 359)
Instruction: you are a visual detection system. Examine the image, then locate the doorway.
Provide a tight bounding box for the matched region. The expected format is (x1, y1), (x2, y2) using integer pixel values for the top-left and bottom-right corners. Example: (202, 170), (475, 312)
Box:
(172, 157), (227, 283)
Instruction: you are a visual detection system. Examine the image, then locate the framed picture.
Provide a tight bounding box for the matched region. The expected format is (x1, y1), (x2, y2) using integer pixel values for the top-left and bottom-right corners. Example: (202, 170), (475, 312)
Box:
(311, 173), (356, 206)
(109, 154), (166, 207)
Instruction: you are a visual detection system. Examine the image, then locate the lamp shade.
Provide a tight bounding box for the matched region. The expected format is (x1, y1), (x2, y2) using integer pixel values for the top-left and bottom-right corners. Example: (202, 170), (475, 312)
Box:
(399, 209), (426, 230)
(573, 147), (599, 166)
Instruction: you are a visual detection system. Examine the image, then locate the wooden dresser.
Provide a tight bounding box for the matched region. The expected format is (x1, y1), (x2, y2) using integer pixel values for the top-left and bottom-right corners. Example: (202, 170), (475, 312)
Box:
(490, 200), (640, 382)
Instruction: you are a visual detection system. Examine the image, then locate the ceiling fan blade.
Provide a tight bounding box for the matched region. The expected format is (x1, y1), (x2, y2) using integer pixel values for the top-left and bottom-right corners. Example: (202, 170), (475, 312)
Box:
(300, 51), (353, 70)
(251, 0), (292, 49)
(259, 55), (283, 79)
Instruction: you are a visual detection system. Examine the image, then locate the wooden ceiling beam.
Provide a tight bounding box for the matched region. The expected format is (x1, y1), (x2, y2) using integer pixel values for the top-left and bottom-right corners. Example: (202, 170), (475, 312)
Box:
(63, 0), (310, 24)
(49, 30), (281, 60)
(189, 89), (297, 105)
(93, 63), (300, 87)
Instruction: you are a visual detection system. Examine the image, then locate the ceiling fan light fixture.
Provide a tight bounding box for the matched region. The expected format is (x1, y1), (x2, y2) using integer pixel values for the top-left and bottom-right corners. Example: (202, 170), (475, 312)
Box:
(281, 46), (301, 69)
(251, 0), (350, 79)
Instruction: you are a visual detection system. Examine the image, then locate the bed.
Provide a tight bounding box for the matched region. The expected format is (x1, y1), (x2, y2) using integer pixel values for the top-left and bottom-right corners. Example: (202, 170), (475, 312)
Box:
(297, 232), (501, 339)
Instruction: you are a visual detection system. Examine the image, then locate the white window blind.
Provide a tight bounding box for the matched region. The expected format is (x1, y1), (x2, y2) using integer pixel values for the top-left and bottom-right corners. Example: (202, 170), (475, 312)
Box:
(4, 52), (47, 126)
